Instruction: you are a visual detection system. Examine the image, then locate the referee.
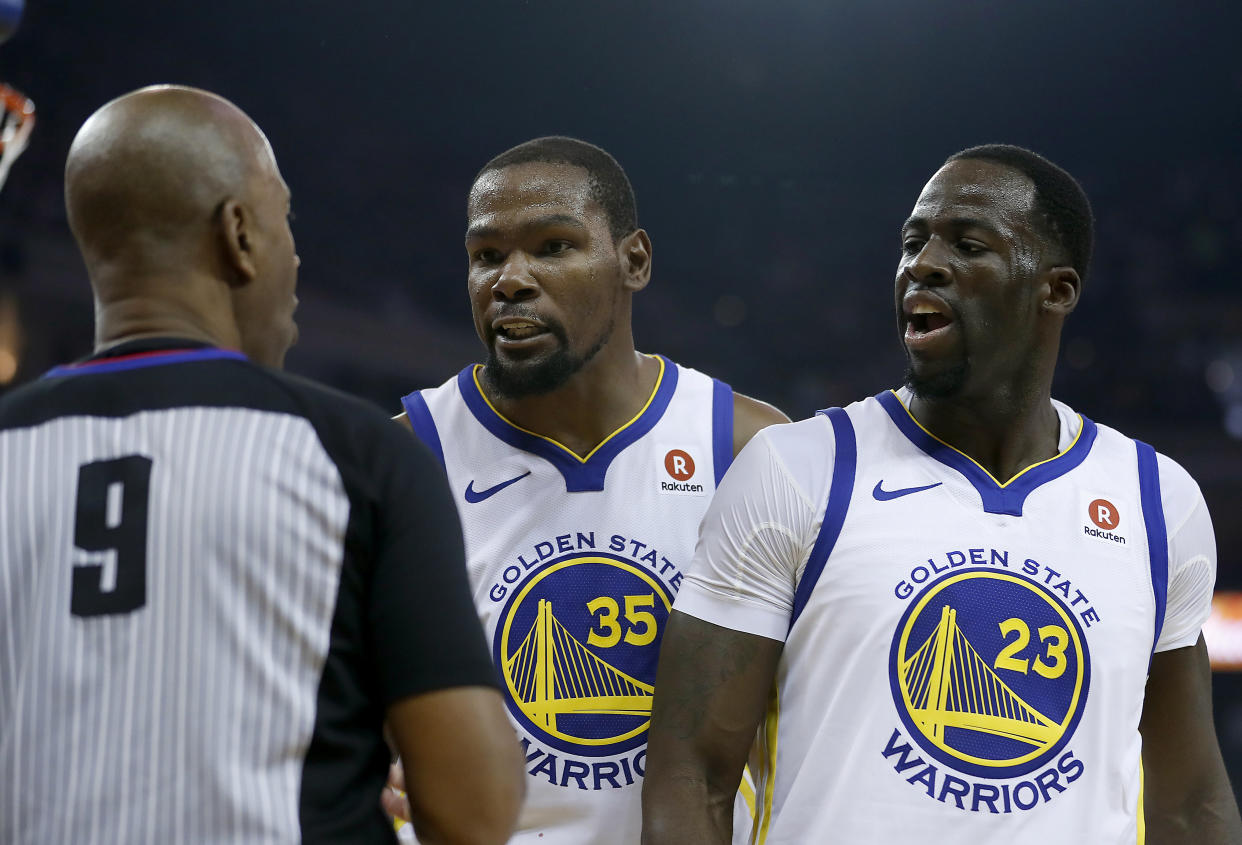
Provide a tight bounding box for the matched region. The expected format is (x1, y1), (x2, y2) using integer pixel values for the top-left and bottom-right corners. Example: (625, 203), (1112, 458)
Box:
(0, 86), (523, 843)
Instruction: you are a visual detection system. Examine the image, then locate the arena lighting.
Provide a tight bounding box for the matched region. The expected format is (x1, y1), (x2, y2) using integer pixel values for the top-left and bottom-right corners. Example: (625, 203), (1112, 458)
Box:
(1205, 592), (1242, 671)
(0, 83), (34, 193)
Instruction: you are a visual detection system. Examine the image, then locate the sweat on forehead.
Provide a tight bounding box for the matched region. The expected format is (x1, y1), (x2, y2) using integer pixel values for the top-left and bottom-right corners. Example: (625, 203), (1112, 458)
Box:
(471, 136), (639, 241)
(904, 160), (1045, 248)
(467, 162), (606, 235)
(919, 160), (1037, 214)
(470, 162), (592, 205)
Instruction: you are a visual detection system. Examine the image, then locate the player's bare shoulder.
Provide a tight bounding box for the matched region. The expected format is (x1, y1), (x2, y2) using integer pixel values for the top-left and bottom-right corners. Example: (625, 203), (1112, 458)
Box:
(732, 391), (790, 457)
(393, 411), (413, 431)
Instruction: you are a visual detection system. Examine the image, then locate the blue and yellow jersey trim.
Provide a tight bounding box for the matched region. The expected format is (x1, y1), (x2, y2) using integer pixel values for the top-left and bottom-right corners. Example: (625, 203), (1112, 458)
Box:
(471, 355), (665, 463)
(457, 355), (679, 492)
(735, 685), (780, 845)
(876, 390), (1098, 517)
(748, 684), (780, 845)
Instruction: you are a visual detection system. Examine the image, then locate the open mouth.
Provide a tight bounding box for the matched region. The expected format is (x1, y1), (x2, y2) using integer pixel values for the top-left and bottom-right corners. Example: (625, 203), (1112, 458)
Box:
(908, 303), (953, 335)
(493, 319), (548, 342)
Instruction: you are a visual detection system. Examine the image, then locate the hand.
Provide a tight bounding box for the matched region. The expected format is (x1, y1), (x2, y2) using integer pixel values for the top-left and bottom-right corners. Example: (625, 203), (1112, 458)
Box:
(381, 760), (412, 823)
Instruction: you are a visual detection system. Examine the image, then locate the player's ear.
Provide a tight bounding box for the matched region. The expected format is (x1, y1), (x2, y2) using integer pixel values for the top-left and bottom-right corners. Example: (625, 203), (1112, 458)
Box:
(217, 199), (258, 286)
(619, 228), (652, 293)
(1040, 266), (1080, 317)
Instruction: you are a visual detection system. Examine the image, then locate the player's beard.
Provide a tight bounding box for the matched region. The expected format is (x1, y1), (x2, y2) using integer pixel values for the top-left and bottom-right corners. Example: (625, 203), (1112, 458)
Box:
(903, 337), (970, 399)
(484, 315), (614, 399)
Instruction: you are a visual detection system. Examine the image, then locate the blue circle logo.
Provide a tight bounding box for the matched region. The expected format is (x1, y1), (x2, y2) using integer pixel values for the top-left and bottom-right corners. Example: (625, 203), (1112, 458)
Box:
(888, 570), (1090, 778)
(493, 553), (673, 756)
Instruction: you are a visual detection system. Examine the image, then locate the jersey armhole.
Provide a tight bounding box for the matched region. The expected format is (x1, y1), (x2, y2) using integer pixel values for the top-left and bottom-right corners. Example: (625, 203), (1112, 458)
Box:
(400, 390), (445, 469)
(1135, 439), (1168, 655)
(788, 408), (856, 631)
(712, 378), (734, 485)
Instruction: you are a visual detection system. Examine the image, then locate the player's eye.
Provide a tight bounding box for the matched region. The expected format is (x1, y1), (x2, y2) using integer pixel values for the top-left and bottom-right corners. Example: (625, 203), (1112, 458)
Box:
(957, 240), (986, 255)
(542, 240), (572, 256)
(472, 248), (502, 264)
(901, 238), (925, 255)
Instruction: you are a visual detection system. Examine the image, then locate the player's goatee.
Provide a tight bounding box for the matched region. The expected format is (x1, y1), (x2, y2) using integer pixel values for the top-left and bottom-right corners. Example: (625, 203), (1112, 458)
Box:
(903, 330), (970, 399)
(484, 316), (612, 398)
(903, 358), (969, 399)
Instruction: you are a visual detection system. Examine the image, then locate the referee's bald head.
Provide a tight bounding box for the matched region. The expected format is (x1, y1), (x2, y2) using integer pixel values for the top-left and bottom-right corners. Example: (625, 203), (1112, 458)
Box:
(67, 86), (273, 264)
(65, 85), (300, 367)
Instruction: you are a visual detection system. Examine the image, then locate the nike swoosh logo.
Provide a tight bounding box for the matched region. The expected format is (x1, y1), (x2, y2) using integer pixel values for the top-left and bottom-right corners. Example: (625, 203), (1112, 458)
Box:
(464, 471), (532, 504)
(872, 480), (943, 501)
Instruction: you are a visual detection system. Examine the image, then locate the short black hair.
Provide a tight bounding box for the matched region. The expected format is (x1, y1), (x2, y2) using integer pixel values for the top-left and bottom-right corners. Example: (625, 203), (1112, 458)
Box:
(475, 136), (638, 241)
(946, 144), (1094, 282)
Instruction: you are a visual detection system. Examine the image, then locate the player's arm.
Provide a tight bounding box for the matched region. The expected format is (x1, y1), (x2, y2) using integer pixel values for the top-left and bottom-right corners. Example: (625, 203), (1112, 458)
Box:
(643, 614), (782, 843)
(731, 391), (789, 458)
(1137, 463), (1241, 843)
(387, 687), (524, 845)
(1139, 636), (1241, 843)
(644, 428), (812, 843)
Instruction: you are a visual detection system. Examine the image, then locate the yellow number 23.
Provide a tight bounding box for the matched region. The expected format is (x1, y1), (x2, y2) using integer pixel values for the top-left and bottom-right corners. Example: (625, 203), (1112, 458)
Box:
(994, 617), (1070, 679)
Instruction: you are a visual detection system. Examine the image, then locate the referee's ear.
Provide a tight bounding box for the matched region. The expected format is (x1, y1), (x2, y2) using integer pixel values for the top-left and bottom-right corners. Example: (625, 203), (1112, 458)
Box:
(217, 198), (258, 286)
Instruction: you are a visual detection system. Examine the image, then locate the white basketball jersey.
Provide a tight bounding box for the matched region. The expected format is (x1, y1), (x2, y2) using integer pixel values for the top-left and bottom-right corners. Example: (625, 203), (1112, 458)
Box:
(677, 389), (1215, 844)
(402, 356), (734, 844)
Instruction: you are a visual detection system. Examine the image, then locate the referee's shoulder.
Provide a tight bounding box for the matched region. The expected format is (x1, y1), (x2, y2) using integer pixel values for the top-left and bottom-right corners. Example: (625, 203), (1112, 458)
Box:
(250, 363), (387, 422)
(0, 370), (68, 415)
(248, 363), (440, 478)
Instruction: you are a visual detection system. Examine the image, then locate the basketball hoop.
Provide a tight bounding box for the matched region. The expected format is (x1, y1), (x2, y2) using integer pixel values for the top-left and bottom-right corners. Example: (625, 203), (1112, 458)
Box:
(0, 83), (35, 192)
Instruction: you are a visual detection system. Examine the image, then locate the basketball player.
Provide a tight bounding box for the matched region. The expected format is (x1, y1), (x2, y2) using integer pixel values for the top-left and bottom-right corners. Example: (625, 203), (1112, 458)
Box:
(642, 145), (1242, 844)
(391, 137), (788, 844)
(0, 85), (523, 844)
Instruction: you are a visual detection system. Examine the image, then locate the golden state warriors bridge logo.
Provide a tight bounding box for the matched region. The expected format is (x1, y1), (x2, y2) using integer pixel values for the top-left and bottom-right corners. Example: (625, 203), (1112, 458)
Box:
(888, 570), (1091, 782)
(495, 553), (673, 758)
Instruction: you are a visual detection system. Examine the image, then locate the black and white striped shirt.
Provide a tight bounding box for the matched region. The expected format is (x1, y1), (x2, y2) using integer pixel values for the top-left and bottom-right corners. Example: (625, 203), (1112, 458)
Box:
(0, 338), (496, 844)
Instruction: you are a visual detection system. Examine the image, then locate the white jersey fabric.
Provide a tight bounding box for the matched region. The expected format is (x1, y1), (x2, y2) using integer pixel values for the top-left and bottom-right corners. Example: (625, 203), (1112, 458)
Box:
(677, 389), (1216, 845)
(402, 355), (735, 845)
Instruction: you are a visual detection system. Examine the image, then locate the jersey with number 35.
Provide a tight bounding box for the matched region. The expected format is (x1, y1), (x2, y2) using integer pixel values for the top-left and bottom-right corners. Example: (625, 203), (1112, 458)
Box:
(402, 355), (734, 845)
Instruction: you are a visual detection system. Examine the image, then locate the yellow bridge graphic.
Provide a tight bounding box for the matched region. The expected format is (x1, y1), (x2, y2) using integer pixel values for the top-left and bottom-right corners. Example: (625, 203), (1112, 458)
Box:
(903, 606), (1059, 748)
(506, 599), (654, 731)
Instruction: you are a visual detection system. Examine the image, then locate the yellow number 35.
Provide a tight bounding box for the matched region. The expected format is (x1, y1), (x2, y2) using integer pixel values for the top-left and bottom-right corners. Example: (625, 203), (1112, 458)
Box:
(586, 594), (658, 648)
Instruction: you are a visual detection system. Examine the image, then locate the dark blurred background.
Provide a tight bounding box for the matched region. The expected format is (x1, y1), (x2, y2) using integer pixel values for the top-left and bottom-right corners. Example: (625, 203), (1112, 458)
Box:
(2, 0), (1240, 797)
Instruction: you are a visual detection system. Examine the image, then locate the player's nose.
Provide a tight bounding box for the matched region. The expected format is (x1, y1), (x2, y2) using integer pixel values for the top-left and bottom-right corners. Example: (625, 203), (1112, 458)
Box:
(904, 237), (951, 287)
(492, 253), (539, 301)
